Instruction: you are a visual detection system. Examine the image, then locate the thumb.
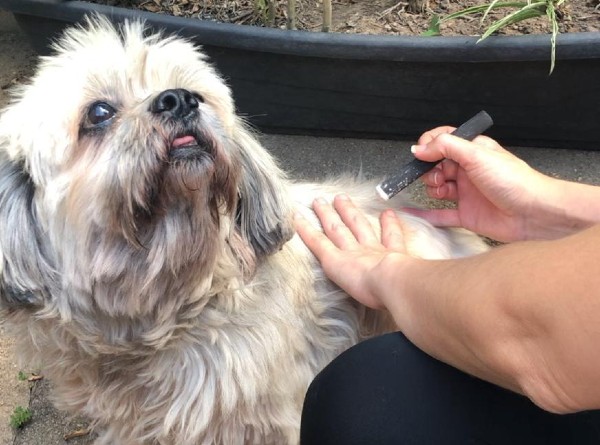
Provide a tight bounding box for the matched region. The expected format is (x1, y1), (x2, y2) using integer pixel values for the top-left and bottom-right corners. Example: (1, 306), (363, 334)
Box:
(412, 133), (485, 170)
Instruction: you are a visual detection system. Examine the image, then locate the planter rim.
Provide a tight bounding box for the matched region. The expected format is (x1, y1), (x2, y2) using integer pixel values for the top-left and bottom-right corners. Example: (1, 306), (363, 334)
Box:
(2, 0), (600, 62)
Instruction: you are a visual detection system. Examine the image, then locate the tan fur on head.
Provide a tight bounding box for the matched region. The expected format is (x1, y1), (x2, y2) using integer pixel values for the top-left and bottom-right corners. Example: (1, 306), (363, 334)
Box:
(0, 15), (488, 444)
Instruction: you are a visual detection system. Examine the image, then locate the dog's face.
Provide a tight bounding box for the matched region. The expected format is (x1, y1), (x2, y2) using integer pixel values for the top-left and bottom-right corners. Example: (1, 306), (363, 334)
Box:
(0, 17), (293, 318)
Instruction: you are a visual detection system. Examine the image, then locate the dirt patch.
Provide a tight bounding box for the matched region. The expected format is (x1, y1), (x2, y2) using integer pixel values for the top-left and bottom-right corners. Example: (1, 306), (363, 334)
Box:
(0, 15), (40, 445)
(90, 0), (599, 36)
(0, 330), (31, 445)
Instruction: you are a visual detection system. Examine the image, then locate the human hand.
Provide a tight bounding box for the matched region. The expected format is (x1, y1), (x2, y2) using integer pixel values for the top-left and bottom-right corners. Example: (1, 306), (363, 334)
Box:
(407, 127), (554, 242)
(294, 194), (411, 310)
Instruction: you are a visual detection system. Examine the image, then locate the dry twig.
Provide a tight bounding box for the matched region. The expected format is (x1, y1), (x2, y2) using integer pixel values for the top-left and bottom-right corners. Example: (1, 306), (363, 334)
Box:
(64, 428), (91, 441)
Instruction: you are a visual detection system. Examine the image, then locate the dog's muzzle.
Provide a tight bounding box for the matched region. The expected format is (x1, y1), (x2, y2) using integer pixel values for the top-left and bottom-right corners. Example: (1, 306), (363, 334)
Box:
(151, 89), (211, 160)
(150, 88), (202, 120)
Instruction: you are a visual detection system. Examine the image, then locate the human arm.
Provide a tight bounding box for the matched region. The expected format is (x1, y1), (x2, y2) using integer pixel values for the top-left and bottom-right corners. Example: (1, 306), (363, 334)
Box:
(407, 129), (600, 242)
(295, 196), (600, 414)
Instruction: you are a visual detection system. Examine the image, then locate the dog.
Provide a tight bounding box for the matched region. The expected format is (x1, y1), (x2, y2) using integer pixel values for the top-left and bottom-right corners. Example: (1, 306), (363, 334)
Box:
(0, 16), (488, 445)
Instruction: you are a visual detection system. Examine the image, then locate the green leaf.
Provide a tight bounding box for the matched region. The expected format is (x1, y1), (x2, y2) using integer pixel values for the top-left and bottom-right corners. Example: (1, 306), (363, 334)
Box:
(546, 1), (561, 74)
(433, 0), (567, 73)
(438, 2), (527, 25)
(422, 14), (441, 36)
(478, 3), (546, 41)
(482, 0), (502, 23)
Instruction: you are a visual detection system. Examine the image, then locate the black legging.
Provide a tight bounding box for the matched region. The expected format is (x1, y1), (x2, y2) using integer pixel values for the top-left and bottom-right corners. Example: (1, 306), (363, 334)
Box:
(301, 332), (600, 444)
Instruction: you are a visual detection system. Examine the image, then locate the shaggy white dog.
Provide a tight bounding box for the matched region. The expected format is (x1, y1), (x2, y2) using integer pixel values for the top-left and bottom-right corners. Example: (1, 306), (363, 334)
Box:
(0, 16), (487, 445)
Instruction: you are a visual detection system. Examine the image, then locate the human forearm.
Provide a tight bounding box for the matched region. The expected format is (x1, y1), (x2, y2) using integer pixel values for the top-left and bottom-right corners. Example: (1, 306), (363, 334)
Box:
(527, 178), (600, 240)
(372, 252), (530, 396)
(375, 226), (600, 413)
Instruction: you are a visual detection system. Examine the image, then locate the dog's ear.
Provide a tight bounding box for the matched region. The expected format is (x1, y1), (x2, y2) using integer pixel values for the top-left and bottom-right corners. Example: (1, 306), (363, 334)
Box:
(232, 124), (294, 260)
(0, 152), (56, 310)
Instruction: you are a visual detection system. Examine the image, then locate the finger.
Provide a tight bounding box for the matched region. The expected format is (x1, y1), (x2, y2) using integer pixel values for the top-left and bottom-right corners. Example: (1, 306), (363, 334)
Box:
(425, 181), (458, 201)
(416, 134), (502, 179)
(421, 135), (496, 187)
(400, 207), (462, 228)
(380, 210), (406, 251)
(421, 164), (444, 188)
(312, 198), (359, 249)
(439, 159), (460, 181)
(333, 194), (379, 246)
(417, 126), (457, 145)
(293, 211), (339, 261)
(418, 135), (504, 188)
(413, 133), (485, 167)
(421, 160), (460, 187)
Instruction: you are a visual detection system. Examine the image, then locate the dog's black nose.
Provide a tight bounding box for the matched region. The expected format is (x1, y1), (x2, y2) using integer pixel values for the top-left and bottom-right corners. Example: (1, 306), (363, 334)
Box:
(150, 89), (201, 119)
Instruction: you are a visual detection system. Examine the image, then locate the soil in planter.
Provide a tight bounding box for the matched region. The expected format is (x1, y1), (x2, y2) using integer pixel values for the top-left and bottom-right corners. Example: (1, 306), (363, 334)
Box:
(89, 0), (599, 37)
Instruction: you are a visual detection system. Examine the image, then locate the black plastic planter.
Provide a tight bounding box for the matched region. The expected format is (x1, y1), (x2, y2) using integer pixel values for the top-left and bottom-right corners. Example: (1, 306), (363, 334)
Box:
(1, 0), (600, 149)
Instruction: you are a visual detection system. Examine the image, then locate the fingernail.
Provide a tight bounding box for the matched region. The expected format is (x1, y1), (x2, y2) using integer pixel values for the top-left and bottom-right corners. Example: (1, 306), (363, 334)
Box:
(410, 144), (426, 154)
(314, 197), (327, 206)
(433, 171), (440, 186)
(336, 193), (350, 201)
(293, 211), (305, 220)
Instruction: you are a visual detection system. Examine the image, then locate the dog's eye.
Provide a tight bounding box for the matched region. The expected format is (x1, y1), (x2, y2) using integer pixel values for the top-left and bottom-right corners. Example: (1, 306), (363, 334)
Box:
(86, 102), (116, 126)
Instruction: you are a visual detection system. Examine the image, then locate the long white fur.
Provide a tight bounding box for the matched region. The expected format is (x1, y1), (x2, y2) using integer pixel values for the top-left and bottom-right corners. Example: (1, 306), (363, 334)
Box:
(0, 16), (488, 445)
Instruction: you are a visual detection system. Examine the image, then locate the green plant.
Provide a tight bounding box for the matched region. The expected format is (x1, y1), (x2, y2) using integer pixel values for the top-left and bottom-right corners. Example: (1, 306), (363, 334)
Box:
(9, 406), (32, 429)
(424, 0), (568, 73)
(254, 0), (276, 26)
(17, 371), (28, 381)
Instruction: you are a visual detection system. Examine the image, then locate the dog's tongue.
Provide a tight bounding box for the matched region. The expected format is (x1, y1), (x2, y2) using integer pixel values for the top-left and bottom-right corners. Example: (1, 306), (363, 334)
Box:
(171, 135), (197, 148)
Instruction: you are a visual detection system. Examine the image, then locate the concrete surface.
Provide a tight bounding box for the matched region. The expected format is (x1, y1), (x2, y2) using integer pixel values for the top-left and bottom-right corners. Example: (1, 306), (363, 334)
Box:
(1, 7), (600, 445)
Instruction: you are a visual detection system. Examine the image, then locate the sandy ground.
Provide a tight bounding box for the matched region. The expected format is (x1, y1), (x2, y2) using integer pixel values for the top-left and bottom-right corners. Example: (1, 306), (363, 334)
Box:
(0, 6), (600, 445)
(0, 12), (38, 445)
(0, 330), (29, 445)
